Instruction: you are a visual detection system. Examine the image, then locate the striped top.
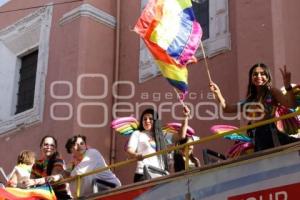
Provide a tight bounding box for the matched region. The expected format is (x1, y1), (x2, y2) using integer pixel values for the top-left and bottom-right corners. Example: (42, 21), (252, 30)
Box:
(31, 158), (71, 199)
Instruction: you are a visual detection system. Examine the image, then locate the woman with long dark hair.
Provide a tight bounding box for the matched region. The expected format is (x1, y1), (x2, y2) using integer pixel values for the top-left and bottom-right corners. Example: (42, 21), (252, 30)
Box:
(173, 136), (200, 172)
(126, 107), (189, 182)
(210, 64), (298, 151)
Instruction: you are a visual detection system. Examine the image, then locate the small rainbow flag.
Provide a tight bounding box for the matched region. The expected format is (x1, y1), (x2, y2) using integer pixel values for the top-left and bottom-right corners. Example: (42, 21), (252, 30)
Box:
(0, 184), (57, 200)
(134, 0), (202, 97)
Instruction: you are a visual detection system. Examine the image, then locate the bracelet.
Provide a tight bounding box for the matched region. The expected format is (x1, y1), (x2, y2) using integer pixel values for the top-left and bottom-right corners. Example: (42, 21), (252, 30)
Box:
(45, 177), (50, 183)
(285, 85), (293, 91)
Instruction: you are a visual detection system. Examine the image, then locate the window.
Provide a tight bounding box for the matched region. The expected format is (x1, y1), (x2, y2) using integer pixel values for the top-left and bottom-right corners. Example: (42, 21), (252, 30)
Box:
(192, 0), (209, 40)
(139, 0), (230, 83)
(15, 50), (38, 114)
(0, 6), (52, 134)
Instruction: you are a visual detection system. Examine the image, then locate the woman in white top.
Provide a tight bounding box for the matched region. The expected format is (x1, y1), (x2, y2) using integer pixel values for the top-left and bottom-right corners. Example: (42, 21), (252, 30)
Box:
(127, 107), (189, 182)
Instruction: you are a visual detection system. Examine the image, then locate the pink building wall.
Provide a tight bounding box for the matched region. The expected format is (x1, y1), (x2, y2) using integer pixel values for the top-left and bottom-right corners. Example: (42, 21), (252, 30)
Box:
(0, 0), (299, 185)
(0, 0), (117, 182)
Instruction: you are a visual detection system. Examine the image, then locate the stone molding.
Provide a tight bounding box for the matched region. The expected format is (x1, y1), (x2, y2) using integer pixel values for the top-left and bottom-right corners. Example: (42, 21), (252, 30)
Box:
(59, 3), (116, 28)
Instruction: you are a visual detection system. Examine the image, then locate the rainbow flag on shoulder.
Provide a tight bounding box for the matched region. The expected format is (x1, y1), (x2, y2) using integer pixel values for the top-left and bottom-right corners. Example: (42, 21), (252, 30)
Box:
(134, 0), (202, 98)
(0, 184), (56, 200)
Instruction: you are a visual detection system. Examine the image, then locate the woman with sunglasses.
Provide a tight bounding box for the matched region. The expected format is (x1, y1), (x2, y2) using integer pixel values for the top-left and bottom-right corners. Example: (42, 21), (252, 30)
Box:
(25, 136), (72, 199)
(65, 135), (121, 197)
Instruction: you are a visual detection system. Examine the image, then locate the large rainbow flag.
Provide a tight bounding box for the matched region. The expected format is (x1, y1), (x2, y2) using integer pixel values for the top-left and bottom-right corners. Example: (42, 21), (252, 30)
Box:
(0, 184), (57, 200)
(134, 0), (202, 97)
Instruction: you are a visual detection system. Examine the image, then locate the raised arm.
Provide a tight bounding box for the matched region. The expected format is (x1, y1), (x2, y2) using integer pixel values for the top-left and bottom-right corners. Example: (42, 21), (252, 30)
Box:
(271, 65), (296, 108)
(173, 106), (190, 143)
(209, 82), (238, 113)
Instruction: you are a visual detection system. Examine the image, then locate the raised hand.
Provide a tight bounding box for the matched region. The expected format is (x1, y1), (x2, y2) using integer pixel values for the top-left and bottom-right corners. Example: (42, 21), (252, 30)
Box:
(279, 65), (291, 88)
(274, 65), (296, 108)
(209, 82), (221, 95)
(183, 105), (190, 118)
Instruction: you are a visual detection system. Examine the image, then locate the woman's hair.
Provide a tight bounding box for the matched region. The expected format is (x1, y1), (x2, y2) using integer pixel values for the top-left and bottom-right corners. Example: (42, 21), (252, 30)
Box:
(40, 135), (60, 175)
(138, 108), (169, 170)
(65, 135), (87, 154)
(138, 108), (158, 131)
(246, 63), (272, 101)
(17, 150), (35, 165)
(178, 137), (191, 145)
(178, 137), (200, 167)
(40, 135), (58, 148)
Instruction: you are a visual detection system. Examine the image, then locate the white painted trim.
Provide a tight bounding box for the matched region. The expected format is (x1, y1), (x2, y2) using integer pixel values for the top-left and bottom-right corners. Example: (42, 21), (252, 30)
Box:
(0, 5), (53, 134)
(59, 3), (116, 28)
(207, 0), (231, 57)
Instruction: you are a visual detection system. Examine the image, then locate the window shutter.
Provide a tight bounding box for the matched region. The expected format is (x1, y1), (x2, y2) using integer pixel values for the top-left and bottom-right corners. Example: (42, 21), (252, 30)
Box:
(207, 0), (231, 57)
(15, 50), (38, 114)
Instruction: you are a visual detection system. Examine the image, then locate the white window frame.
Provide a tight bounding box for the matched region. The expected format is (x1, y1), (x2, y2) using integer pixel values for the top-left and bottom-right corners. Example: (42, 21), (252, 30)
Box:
(138, 0), (230, 83)
(0, 5), (53, 134)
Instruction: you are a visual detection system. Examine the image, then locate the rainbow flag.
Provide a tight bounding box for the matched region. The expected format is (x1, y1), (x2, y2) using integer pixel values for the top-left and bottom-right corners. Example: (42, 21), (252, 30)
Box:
(134, 0), (202, 96)
(0, 184), (57, 200)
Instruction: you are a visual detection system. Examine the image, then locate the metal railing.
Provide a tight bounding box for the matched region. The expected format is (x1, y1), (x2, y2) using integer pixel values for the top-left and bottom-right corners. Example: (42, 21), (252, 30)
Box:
(57, 109), (300, 198)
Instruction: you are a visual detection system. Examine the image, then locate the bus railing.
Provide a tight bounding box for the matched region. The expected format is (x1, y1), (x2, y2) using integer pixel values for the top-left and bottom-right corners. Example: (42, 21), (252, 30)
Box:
(56, 109), (300, 198)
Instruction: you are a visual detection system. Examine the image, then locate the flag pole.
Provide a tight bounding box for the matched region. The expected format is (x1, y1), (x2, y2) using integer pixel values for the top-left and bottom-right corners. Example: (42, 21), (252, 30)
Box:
(173, 88), (186, 107)
(199, 41), (212, 83)
(173, 88), (192, 118)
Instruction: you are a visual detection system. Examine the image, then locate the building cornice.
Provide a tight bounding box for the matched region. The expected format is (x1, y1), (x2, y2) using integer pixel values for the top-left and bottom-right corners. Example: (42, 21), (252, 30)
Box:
(59, 3), (116, 28)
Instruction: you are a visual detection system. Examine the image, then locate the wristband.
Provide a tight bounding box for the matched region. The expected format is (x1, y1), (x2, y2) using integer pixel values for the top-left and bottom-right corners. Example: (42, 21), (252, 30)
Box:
(285, 85), (293, 91)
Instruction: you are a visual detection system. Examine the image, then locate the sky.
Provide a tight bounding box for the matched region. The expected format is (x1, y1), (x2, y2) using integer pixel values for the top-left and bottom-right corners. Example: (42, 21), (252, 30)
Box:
(0, 0), (9, 6)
